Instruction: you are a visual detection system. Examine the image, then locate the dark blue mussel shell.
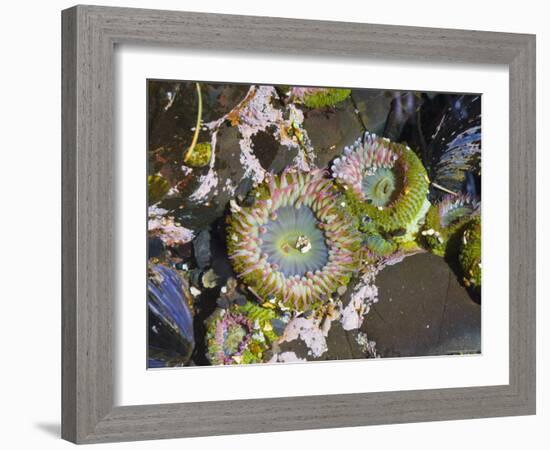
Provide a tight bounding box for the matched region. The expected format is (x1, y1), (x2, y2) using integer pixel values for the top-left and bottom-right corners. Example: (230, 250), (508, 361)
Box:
(428, 95), (481, 198)
(147, 264), (195, 367)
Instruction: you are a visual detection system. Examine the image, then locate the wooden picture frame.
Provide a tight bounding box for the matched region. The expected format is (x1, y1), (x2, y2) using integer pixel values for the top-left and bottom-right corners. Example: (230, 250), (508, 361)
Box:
(61, 5), (536, 444)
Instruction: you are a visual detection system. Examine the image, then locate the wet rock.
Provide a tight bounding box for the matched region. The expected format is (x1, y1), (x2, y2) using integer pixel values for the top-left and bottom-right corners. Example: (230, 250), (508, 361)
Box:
(271, 318), (287, 336)
(235, 177), (254, 203)
(362, 252), (481, 357)
(150, 90), (254, 231)
(202, 84), (249, 122)
(209, 219), (236, 283)
(252, 129), (298, 173)
(193, 229), (211, 269)
(233, 294), (247, 307)
(216, 297), (230, 309)
(148, 236), (164, 259)
(188, 268), (203, 287)
(277, 321), (369, 361)
(302, 99), (364, 167)
(157, 124), (245, 230)
(148, 81), (197, 167)
(383, 92), (423, 142)
(351, 89), (394, 135)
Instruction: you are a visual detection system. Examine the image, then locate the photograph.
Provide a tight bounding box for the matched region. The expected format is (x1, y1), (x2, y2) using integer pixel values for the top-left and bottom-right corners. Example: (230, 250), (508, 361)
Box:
(146, 81), (482, 367)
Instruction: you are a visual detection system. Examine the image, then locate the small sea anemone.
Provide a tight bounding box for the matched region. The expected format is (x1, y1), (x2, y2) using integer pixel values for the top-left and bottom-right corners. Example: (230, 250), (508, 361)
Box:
(205, 302), (280, 365)
(331, 133), (430, 233)
(459, 216), (481, 294)
(227, 168), (361, 312)
(421, 194), (480, 257)
(205, 309), (255, 365)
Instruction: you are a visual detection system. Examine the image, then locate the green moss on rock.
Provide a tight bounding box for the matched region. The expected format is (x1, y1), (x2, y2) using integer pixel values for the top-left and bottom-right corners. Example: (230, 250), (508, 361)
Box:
(302, 88), (351, 108)
(148, 174), (170, 204)
(184, 141), (211, 168)
(458, 216), (481, 293)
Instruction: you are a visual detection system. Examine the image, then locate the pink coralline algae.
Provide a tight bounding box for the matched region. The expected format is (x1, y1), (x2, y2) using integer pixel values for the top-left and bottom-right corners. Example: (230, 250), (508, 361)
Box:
(148, 205), (195, 246)
(205, 85), (316, 185)
(340, 273), (379, 331)
(268, 351), (307, 364)
(279, 316), (329, 358)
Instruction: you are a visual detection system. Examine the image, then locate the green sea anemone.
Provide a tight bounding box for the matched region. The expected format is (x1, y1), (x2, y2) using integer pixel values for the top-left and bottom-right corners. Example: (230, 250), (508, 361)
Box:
(331, 133), (430, 234)
(227, 168), (361, 312)
(421, 194), (480, 257)
(205, 302), (280, 365)
(205, 308), (256, 365)
(458, 216), (481, 293)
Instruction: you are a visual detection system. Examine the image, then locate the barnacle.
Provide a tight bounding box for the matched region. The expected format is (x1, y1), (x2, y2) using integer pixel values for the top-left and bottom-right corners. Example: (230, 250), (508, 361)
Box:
(421, 194), (480, 257)
(331, 132), (430, 233)
(458, 216), (481, 293)
(226, 168), (361, 312)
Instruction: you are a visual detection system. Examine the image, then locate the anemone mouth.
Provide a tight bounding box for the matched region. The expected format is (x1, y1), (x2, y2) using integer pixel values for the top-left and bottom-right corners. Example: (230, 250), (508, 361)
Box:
(361, 167), (400, 207)
(260, 205), (329, 277)
(331, 132), (429, 232)
(227, 169), (361, 311)
(222, 323), (247, 356)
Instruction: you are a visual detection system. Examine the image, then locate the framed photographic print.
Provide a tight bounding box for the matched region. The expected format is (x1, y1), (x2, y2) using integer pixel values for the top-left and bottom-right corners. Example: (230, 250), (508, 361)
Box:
(62, 5), (536, 444)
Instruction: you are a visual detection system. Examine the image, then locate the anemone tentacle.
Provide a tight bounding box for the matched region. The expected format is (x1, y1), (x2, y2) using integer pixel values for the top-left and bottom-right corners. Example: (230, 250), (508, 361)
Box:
(421, 194), (480, 257)
(227, 168), (361, 312)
